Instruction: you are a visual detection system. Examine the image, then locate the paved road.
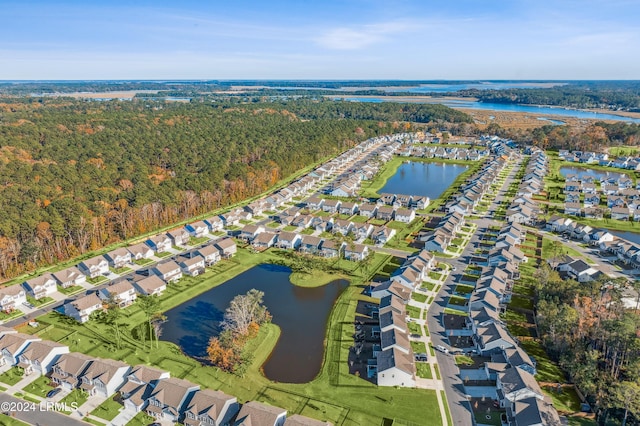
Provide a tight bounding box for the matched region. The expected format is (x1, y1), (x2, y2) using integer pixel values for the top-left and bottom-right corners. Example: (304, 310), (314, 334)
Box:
(0, 393), (91, 426)
(427, 156), (523, 426)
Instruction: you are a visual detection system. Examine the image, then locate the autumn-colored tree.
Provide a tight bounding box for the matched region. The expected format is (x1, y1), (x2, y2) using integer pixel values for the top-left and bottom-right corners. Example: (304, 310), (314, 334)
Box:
(206, 337), (237, 372)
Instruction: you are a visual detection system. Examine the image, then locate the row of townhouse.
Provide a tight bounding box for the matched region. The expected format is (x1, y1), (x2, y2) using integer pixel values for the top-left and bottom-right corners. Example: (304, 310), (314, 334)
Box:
(367, 250), (437, 387)
(505, 149), (547, 226)
(304, 197), (417, 222)
(422, 211), (466, 253)
(545, 216), (640, 272)
(54, 239), (237, 323)
(398, 145), (489, 161)
(376, 193), (429, 211)
(0, 326), (329, 426)
(560, 149), (640, 171)
(463, 224), (563, 426)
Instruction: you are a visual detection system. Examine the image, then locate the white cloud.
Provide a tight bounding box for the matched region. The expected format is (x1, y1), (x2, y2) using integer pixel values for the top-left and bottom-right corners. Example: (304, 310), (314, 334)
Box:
(315, 20), (419, 50)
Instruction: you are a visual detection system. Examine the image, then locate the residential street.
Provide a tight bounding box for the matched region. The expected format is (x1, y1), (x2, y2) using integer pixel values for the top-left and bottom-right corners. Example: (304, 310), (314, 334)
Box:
(0, 393), (91, 426)
(427, 157), (523, 426)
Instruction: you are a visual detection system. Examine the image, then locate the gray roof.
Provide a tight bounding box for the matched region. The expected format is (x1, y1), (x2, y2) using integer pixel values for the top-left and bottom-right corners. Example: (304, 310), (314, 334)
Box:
(285, 414), (333, 426)
(376, 347), (415, 376)
(234, 401), (287, 426)
(513, 397), (562, 426)
(499, 367), (543, 397)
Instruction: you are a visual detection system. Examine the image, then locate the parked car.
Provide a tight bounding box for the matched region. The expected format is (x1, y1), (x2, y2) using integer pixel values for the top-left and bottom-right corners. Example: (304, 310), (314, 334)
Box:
(435, 345), (449, 354)
(415, 353), (428, 361)
(22, 301), (34, 309)
(46, 388), (62, 398)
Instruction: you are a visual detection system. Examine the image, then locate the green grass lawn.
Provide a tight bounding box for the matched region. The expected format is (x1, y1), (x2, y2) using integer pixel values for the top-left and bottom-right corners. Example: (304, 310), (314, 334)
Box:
(421, 281), (437, 291)
(28, 296), (55, 307)
(448, 296), (468, 307)
(542, 385), (582, 414)
(411, 293), (427, 303)
(433, 364), (441, 380)
(58, 285), (85, 295)
(408, 322), (421, 335)
(0, 415), (30, 426)
(509, 295), (534, 310)
(441, 390), (453, 426)
(0, 309), (24, 321)
(455, 355), (474, 366)
(502, 309), (533, 337)
(266, 221), (281, 228)
(61, 389), (88, 413)
(0, 367), (24, 385)
(91, 395), (123, 421)
(109, 266), (133, 275)
(416, 362), (433, 379)
(133, 258), (154, 266)
(300, 228), (315, 235)
(567, 417), (597, 426)
(519, 340), (566, 383)
(85, 418), (107, 426)
(23, 374), (55, 398)
(411, 341), (427, 354)
(454, 284), (474, 295)
(13, 392), (39, 404)
(189, 236), (211, 246)
(474, 410), (503, 426)
(444, 308), (467, 316)
(406, 305), (421, 319)
(126, 412), (156, 426)
(349, 215), (368, 223)
(154, 250), (173, 259)
(87, 275), (109, 285)
(427, 271), (443, 281)
(283, 225), (298, 231)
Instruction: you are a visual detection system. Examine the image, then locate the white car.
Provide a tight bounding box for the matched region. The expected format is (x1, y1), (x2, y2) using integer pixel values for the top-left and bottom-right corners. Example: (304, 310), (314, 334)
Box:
(435, 345), (449, 354)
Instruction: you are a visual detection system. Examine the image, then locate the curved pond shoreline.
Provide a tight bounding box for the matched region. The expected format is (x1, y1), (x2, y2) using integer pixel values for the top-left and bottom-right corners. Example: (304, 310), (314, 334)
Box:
(160, 263), (349, 383)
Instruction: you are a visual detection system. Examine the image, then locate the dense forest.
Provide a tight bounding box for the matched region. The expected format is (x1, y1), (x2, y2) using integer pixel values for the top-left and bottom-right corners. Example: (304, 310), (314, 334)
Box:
(532, 264), (640, 423)
(0, 98), (467, 279)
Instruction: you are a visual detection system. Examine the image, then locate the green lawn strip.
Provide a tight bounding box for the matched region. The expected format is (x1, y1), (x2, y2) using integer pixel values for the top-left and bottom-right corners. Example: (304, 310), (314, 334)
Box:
(454, 284), (474, 295)
(519, 340), (566, 383)
(411, 341), (427, 354)
(13, 392), (40, 404)
(448, 296), (468, 307)
(189, 236), (211, 246)
(423, 325), (430, 336)
(22, 374), (55, 398)
(90, 395), (123, 421)
(60, 389), (88, 413)
(85, 418), (107, 426)
(87, 275), (109, 285)
(27, 296), (55, 307)
(154, 251), (173, 259)
(440, 390), (453, 426)
(429, 343), (436, 357)
(444, 308), (467, 316)
(0, 309), (24, 321)
(427, 272), (442, 281)
(416, 362), (433, 379)
(422, 280), (437, 291)
(283, 225), (298, 231)
(0, 367), (24, 385)
(434, 364), (441, 380)
(408, 322), (421, 335)
(502, 309), (533, 337)
(58, 285), (85, 295)
(266, 221), (281, 228)
(509, 295), (534, 311)
(455, 355), (474, 366)
(512, 283), (535, 297)
(300, 228), (315, 235)
(110, 266), (133, 275)
(542, 386), (582, 415)
(133, 258), (154, 266)
(406, 305), (421, 319)
(567, 417), (597, 426)
(0, 414), (30, 426)
(411, 293), (427, 303)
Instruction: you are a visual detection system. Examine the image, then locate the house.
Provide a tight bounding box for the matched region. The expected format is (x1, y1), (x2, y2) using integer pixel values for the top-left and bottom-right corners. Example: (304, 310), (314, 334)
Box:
(424, 232), (449, 253)
(178, 255), (206, 277)
(611, 206), (630, 221)
(79, 358), (130, 398)
(244, 201), (266, 216)
(16, 340), (68, 376)
(284, 415), (333, 426)
(564, 259), (600, 282)
(276, 231), (302, 250)
(344, 244), (369, 261)
(185, 221), (210, 238)
(376, 347), (416, 388)
(503, 346), (536, 376)
(146, 234), (173, 253)
(194, 245), (221, 266)
(60, 293), (103, 323)
(607, 195), (626, 208)
(322, 199), (341, 213)
(305, 196), (325, 211)
(104, 248), (132, 269)
(332, 219), (353, 236)
(509, 397), (562, 426)
(22, 274), (57, 300)
(474, 323), (517, 355)
(50, 352), (94, 390)
(98, 280), (137, 307)
(370, 281), (411, 302)
(376, 206), (395, 221)
(339, 202), (358, 216)
(319, 240), (344, 258)
(352, 223), (374, 240)
(394, 208), (415, 223)
(372, 226), (396, 245)
(380, 329), (411, 354)
(253, 232), (278, 249)
(299, 236), (322, 255)
(234, 401), (287, 426)
(358, 203), (378, 218)
(128, 243), (154, 261)
(0, 333), (41, 367)
(292, 215), (313, 229)
(205, 217), (224, 232)
(583, 194), (600, 208)
(145, 377), (200, 423)
(52, 266), (87, 289)
(152, 261), (183, 283)
(133, 275), (167, 297)
(214, 239), (237, 258)
(78, 256), (109, 279)
(167, 228), (191, 247)
(0, 285), (27, 312)
(120, 365), (170, 413)
(182, 389), (239, 426)
(239, 224), (265, 241)
(564, 202), (582, 216)
(497, 367), (545, 407)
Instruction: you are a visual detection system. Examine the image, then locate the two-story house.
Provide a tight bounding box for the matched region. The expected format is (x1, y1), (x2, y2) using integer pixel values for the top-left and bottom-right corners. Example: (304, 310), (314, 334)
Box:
(104, 248), (132, 269)
(79, 358), (130, 398)
(120, 365), (170, 413)
(97, 281), (137, 307)
(22, 274), (57, 300)
(78, 256), (109, 279)
(151, 261), (183, 283)
(145, 377), (200, 423)
(50, 352), (94, 390)
(133, 275), (167, 297)
(61, 293), (103, 323)
(182, 389), (239, 426)
(52, 266), (87, 289)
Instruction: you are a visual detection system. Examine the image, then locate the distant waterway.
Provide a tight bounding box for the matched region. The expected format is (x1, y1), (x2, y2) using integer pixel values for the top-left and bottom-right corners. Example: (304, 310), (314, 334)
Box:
(160, 264), (348, 383)
(611, 230), (640, 245)
(559, 166), (627, 181)
(379, 161), (468, 199)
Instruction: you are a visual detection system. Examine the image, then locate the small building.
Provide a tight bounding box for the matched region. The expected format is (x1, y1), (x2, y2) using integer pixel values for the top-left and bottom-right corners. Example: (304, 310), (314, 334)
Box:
(16, 340), (69, 376)
(133, 275), (167, 297)
(394, 208), (415, 223)
(167, 228), (191, 247)
(120, 365), (170, 413)
(214, 239), (237, 258)
(60, 293), (103, 323)
(376, 347), (416, 388)
(194, 244), (221, 266)
(252, 232), (278, 249)
(152, 261), (183, 283)
(127, 243), (154, 261)
(233, 401), (287, 426)
(104, 248), (132, 269)
(97, 281), (137, 307)
(344, 244), (369, 261)
(50, 352), (94, 390)
(275, 231), (302, 250)
(185, 221), (210, 238)
(146, 234), (173, 253)
(79, 358), (130, 398)
(182, 389), (239, 426)
(52, 266), (87, 289)
(78, 256), (110, 279)
(22, 274), (57, 300)
(178, 255), (206, 277)
(145, 378), (200, 424)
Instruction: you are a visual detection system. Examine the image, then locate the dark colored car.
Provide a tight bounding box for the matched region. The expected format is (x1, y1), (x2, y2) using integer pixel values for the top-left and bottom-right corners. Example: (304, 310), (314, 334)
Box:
(46, 388), (62, 398)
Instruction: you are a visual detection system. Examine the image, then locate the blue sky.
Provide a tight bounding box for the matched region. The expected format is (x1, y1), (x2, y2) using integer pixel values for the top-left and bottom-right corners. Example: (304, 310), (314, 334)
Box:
(2, 0), (639, 80)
